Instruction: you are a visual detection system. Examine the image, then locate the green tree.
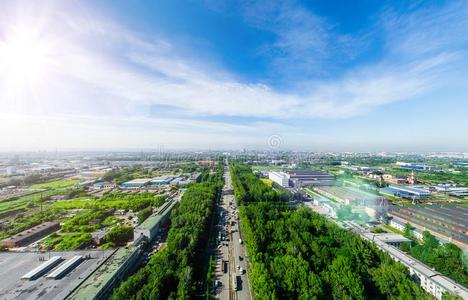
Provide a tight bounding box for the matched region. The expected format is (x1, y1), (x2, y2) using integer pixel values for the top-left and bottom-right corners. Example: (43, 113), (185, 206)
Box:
(104, 225), (133, 246)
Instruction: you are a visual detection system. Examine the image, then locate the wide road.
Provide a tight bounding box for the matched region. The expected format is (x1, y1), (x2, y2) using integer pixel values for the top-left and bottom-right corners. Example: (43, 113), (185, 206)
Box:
(214, 164), (252, 300)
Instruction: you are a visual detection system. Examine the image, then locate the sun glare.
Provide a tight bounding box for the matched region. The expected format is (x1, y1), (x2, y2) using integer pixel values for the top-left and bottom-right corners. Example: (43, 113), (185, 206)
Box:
(0, 27), (49, 88)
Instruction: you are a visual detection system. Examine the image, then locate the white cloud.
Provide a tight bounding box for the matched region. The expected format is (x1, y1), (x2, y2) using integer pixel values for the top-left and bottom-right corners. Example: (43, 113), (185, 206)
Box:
(0, 0), (467, 149)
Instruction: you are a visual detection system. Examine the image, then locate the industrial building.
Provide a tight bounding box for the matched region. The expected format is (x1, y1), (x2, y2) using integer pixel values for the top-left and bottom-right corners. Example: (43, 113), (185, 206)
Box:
(268, 171), (290, 187)
(0, 221), (60, 248)
(389, 218), (424, 240)
(314, 186), (389, 219)
(287, 170), (335, 187)
(67, 246), (142, 300)
(388, 205), (468, 249)
(134, 198), (178, 242)
(120, 178), (152, 189)
(396, 162), (434, 171)
(150, 176), (174, 185)
(381, 185), (431, 200)
(268, 170), (335, 188)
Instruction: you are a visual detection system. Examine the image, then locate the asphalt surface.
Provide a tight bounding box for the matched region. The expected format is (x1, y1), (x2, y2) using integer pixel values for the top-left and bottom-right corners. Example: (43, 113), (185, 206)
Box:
(214, 165), (252, 300)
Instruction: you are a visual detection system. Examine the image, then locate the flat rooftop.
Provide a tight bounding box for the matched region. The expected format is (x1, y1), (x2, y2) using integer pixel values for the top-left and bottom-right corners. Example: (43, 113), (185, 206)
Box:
(68, 246), (134, 300)
(0, 250), (113, 300)
(373, 233), (411, 243)
(122, 178), (152, 184)
(137, 199), (177, 230)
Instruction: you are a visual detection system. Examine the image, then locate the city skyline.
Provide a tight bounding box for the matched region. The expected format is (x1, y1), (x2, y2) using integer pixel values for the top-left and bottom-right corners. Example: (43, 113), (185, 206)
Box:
(1, 0), (468, 151)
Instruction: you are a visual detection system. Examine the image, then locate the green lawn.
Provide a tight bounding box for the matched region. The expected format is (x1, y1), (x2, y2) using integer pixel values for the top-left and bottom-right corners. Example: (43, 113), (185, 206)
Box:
(0, 189), (61, 215)
(30, 179), (81, 189)
(52, 198), (129, 209)
(251, 165), (284, 171)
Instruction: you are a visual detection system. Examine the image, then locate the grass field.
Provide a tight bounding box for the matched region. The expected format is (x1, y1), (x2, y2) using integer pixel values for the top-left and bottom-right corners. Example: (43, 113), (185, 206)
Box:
(30, 179), (81, 189)
(251, 165), (284, 171)
(52, 198), (129, 209)
(0, 189), (61, 215)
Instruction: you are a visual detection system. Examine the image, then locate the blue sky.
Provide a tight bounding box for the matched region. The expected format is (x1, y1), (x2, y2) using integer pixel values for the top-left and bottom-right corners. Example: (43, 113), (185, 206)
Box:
(0, 0), (467, 151)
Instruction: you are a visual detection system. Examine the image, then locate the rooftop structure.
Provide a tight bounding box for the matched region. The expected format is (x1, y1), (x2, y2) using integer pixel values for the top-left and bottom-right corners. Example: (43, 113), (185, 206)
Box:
(0, 250), (113, 300)
(388, 205), (468, 249)
(47, 255), (84, 280)
(383, 185), (431, 199)
(120, 178), (152, 189)
(21, 256), (63, 280)
(0, 221), (60, 248)
(372, 233), (412, 248)
(67, 246), (141, 300)
(287, 170), (335, 187)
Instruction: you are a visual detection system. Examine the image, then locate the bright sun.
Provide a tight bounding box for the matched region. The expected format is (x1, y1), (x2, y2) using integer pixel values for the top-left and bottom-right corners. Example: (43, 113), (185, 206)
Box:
(0, 27), (49, 88)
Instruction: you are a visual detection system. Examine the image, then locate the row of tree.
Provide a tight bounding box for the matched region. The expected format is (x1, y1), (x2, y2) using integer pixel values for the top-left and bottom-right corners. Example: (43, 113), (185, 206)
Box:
(402, 225), (468, 287)
(111, 162), (223, 299)
(230, 163), (433, 300)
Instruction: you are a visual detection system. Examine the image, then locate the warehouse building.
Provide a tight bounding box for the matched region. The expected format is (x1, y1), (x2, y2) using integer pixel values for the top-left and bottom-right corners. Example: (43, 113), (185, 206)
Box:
(288, 170), (335, 187)
(134, 198), (178, 242)
(382, 185), (431, 200)
(120, 178), (152, 189)
(268, 171), (290, 187)
(0, 221), (60, 248)
(268, 170), (335, 188)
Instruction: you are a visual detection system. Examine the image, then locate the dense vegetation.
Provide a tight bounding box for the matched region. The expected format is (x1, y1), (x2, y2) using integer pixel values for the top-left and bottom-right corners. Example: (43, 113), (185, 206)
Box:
(230, 163), (432, 300)
(0, 208), (65, 240)
(389, 168), (468, 186)
(401, 229), (468, 287)
(111, 162), (223, 299)
(43, 232), (92, 250)
(53, 192), (166, 211)
(104, 225), (134, 246)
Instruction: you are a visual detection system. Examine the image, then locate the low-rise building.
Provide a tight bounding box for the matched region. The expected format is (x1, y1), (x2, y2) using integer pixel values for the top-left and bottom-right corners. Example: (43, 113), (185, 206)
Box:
(134, 199), (178, 242)
(0, 222), (60, 248)
(120, 179), (152, 189)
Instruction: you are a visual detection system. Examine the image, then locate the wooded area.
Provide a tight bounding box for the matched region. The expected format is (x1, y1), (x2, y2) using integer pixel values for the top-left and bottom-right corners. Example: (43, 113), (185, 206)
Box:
(230, 163), (433, 300)
(111, 162), (223, 299)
